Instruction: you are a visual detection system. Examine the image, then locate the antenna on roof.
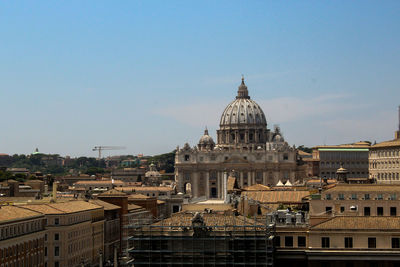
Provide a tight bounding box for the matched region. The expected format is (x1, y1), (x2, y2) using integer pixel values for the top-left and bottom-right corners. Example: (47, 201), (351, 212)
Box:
(398, 105), (400, 131)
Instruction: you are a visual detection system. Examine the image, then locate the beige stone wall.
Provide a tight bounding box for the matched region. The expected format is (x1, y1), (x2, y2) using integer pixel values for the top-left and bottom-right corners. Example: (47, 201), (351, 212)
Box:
(309, 230), (400, 249)
(175, 148), (302, 199)
(369, 147), (400, 183)
(0, 227), (46, 267)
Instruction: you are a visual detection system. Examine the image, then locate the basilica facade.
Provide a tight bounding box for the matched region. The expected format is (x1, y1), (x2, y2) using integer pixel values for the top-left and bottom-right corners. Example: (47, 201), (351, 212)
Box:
(175, 78), (306, 200)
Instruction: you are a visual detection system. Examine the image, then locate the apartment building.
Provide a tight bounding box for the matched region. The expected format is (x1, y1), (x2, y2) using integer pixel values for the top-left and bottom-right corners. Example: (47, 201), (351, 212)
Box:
(313, 141), (371, 180)
(309, 184), (400, 218)
(369, 129), (400, 184)
(0, 205), (46, 267)
(90, 199), (121, 263)
(23, 201), (104, 267)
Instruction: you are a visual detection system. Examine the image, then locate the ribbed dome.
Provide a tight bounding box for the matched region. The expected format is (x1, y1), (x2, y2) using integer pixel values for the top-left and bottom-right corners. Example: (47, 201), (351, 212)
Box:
(198, 129), (215, 145)
(220, 77), (267, 127)
(220, 98), (267, 127)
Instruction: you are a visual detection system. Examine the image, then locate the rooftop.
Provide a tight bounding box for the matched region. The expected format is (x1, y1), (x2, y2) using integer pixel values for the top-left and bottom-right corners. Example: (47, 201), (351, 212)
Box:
(323, 184), (400, 193)
(0, 205), (43, 224)
(151, 212), (262, 229)
(89, 199), (121, 210)
(312, 216), (400, 230)
(128, 204), (144, 211)
(243, 190), (310, 203)
(182, 203), (233, 212)
(372, 138), (400, 148)
(22, 200), (102, 215)
(115, 186), (174, 192)
(244, 184), (270, 191)
(314, 141), (371, 150)
(75, 180), (124, 185)
(128, 193), (152, 199)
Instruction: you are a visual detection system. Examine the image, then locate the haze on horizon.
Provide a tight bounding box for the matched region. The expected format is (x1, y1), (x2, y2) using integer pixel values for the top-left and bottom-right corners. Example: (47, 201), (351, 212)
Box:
(1, 1), (400, 158)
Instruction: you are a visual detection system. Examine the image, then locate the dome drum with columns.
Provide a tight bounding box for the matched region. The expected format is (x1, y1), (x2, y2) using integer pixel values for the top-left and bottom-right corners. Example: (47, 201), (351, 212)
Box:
(175, 77), (306, 200)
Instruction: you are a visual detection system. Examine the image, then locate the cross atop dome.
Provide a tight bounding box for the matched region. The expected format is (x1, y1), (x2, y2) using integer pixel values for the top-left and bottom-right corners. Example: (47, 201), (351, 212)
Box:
(236, 75), (250, 99)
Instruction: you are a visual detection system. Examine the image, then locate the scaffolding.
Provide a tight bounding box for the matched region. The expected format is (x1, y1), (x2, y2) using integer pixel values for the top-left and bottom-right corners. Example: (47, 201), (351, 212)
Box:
(128, 212), (275, 267)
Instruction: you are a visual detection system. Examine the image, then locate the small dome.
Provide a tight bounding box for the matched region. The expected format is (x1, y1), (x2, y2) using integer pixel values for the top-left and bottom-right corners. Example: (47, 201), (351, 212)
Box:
(198, 128), (215, 145)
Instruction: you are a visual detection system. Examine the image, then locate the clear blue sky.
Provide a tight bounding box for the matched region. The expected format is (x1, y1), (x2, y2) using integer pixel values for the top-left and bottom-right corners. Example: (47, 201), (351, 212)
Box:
(1, 1), (399, 157)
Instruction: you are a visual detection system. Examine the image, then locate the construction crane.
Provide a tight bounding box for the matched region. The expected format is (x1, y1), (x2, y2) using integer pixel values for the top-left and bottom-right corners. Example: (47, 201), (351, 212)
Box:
(92, 146), (126, 159)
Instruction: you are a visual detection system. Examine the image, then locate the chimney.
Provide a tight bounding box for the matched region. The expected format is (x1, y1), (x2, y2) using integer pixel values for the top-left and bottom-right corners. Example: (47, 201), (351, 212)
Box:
(396, 105), (400, 140)
(52, 182), (58, 202)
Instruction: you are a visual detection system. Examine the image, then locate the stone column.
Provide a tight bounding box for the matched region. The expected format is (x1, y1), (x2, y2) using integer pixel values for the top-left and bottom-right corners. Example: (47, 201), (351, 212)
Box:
(240, 172), (244, 188)
(255, 130), (259, 143)
(206, 172), (210, 199)
(235, 130), (239, 144)
(223, 171), (228, 202)
(176, 171), (184, 193)
(245, 131), (249, 143)
(193, 172), (199, 198)
(217, 172), (222, 199)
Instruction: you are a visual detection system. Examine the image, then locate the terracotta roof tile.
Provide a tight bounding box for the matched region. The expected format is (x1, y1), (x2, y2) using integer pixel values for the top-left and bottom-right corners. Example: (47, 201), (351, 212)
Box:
(324, 184), (400, 193)
(99, 189), (127, 196)
(244, 184), (270, 191)
(128, 204), (143, 210)
(116, 186), (173, 192)
(151, 213), (262, 230)
(312, 216), (400, 230)
(243, 190), (310, 203)
(75, 180), (124, 185)
(89, 199), (121, 210)
(128, 194), (151, 199)
(0, 206), (43, 223)
(372, 138), (400, 148)
(23, 200), (102, 214)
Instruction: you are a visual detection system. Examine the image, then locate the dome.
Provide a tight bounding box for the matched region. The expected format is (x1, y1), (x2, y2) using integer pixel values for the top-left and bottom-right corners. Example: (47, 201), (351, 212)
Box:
(219, 78), (266, 127)
(220, 98), (267, 127)
(198, 128), (215, 145)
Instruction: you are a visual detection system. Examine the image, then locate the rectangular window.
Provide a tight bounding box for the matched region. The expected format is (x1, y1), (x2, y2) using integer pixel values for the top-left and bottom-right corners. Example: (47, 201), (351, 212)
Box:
(55, 246), (59, 256)
(44, 247), (47, 256)
(54, 218), (59, 225)
(55, 262), (59, 267)
(368, 238), (376, 248)
(391, 207), (397, 216)
(345, 237), (353, 248)
(326, 207), (332, 213)
(390, 194), (397, 200)
(364, 194), (370, 200)
(377, 207), (384, 216)
(351, 194), (357, 200)
(298, 236), (306, 247)
(54, 233), (59, 241)
(338, 194), (345, 200)
(285, 236), (293, 247)
(364, 207), (371, 216)
(326, 194), (332, 200)
(340, 206), (345, 213)
(377, 194), (383, 200)
(321, 237), (330, 248)
(392, 238), (400, 248)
